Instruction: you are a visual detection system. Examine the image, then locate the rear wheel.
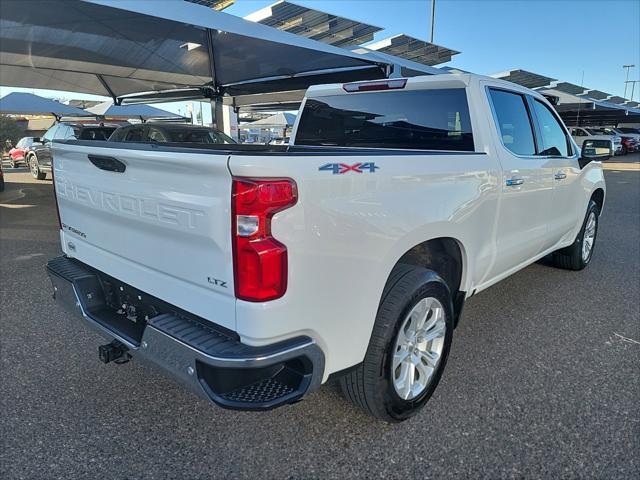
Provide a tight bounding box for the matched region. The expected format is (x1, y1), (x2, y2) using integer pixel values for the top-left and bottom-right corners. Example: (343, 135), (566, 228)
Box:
(552, 200), (599, 270)
(9, 159), (16, 168)
(29, 155), (46, 180)
(339, 264), (454, 422)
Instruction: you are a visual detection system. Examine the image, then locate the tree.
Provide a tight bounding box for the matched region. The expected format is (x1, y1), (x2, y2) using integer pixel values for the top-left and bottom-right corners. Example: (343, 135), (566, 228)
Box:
(0, 116), (24, 152)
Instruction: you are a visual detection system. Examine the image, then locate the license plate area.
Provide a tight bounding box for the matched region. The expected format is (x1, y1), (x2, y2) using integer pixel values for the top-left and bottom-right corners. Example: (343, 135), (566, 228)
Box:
(74, 274), (156, 346)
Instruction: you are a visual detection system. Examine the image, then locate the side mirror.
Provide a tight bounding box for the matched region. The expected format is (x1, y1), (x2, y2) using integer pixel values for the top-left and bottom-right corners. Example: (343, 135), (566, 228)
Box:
(579, 139), (612, 168)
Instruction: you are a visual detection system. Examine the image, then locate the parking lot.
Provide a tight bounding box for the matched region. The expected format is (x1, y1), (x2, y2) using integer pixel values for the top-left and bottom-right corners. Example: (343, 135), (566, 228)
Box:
(1, 160), (639, 479)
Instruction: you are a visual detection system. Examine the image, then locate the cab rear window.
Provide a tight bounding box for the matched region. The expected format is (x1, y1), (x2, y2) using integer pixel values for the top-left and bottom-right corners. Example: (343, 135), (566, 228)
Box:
(295, 88), (474, 151)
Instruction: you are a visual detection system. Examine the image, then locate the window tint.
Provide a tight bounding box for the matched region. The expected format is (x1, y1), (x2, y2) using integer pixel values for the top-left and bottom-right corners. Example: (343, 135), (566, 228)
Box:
(108, 127), (127, 141)
(488, 89), (536, 156)
(125, 128), (145, 142)
(295, 89), (474, 151)
(148, 127), (168, 142)
(78, 127), (117, 140)
(165, 127), (235, 144)
(531, 100), (569, 157)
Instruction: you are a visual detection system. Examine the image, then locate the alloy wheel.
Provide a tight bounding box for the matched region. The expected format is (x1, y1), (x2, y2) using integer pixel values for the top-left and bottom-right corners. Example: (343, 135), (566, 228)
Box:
(392, 297), (446, 400)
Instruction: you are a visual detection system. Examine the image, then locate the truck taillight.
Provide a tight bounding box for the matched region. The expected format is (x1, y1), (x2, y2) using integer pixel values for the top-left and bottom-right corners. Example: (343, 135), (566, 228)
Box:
(232, 177), (297, 302)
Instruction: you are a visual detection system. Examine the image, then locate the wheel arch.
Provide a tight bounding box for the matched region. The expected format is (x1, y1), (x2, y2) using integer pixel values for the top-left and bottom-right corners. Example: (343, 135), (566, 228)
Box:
(388, 236), (468, 327)
(591, 187), (605, 214)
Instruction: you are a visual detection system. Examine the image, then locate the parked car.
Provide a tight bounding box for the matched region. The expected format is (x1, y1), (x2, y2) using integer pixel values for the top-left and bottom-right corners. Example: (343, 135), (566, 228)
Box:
(569, 127), (621, 155)
(599, 126), (640, 143)
(47, 74), (607, 422)
(593, 127), (640, 154)
(28, 122), (119, 179)
(616, 127), (640, 136)
(8, 136), (38, 168)
(108, 123), (236, 144)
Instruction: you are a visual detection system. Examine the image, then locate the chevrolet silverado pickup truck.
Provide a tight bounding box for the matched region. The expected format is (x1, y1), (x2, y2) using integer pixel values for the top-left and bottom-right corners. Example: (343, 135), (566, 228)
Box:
(47, 74), (608, 422)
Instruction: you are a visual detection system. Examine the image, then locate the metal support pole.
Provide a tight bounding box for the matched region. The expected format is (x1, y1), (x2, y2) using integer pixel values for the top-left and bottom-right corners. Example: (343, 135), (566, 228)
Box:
(623, 64), (635, 99)
(211, 98), (224, 131)
(96, 74), (118, 104)
(429, 0), (436, 43)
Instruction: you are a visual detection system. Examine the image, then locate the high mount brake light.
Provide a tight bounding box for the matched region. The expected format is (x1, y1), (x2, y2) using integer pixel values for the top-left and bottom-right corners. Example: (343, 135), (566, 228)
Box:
(342, 79), (407, 93)
(232, 177), (298, 302)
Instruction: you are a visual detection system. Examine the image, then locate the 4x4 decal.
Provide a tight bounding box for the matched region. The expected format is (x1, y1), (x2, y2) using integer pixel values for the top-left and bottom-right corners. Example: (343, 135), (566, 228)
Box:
(319, 162), (379, 174)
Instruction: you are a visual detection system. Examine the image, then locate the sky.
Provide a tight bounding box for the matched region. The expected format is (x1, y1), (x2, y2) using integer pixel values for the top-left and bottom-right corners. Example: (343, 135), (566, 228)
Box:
(1, 0), (639, 118)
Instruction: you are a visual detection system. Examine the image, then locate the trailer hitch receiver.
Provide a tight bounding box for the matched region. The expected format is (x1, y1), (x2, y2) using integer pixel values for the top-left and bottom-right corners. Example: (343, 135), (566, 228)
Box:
(98, 340), (130, 364)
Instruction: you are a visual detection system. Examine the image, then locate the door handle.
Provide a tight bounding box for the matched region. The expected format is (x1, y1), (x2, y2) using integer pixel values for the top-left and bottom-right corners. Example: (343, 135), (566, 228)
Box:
(554, 172), (567, 180)
(88, 155), (126, 173)
(506, 176), (524, 187)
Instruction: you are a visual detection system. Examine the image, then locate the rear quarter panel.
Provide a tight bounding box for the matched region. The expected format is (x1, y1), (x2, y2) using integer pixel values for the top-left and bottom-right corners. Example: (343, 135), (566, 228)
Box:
(230, 150), (501, 378)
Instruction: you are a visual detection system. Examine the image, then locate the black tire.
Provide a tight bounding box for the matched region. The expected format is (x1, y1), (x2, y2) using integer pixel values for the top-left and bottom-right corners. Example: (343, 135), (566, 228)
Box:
(339, 264), (454, 422)
(621, 145), (628, 155)
(552, 200), (599, 270)
(9, 159), (16, 169)
(29, 156), (46, 180)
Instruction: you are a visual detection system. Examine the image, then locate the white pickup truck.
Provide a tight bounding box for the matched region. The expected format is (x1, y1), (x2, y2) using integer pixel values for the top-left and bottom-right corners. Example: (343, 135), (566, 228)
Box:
(47, 74), (607, 422)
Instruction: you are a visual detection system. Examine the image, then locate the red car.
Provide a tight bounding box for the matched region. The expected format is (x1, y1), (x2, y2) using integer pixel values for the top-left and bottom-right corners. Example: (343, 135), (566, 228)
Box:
(8, 136), (37, 168)
(620, 136), (639, 154)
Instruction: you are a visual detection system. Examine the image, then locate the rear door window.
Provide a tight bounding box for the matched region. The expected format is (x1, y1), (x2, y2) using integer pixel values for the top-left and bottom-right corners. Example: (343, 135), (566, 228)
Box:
(530, 99), (570, 157)
(488, 89), (536, 156)
(148, 127), (168, 142)
(295, 88), (474, 151)
(78, 128), (116, 140)
(124, 127), (145, 142)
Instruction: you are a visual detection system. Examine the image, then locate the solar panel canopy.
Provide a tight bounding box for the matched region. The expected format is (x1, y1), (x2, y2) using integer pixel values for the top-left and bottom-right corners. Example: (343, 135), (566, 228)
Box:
(553, 82), (588, 96)
(185, 0), (235, 11)
(490, 69), (556, 89)
(246, 1), (383, 48)
(607, 96), (627, 105)
(583, 90), (609, 100)
(365, 34), (459, 66)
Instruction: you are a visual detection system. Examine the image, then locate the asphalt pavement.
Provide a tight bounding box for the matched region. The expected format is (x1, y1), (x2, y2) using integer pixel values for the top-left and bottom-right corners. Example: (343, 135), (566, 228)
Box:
(1, 160), (638, 479)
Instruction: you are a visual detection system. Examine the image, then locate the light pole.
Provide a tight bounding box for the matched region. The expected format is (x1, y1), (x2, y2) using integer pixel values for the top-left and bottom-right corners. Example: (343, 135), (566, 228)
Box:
(623, 64), (635, 99)
(429, 0), (436, 43)
(629, 80), (639, 102)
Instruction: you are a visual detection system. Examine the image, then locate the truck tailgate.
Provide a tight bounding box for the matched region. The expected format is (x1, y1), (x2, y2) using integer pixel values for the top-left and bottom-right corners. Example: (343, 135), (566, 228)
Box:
(52, 142), (236, 329)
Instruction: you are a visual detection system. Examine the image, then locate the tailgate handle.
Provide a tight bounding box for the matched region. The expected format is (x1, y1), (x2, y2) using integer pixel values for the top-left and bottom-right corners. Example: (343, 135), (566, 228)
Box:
(88, 155), (126, 173)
